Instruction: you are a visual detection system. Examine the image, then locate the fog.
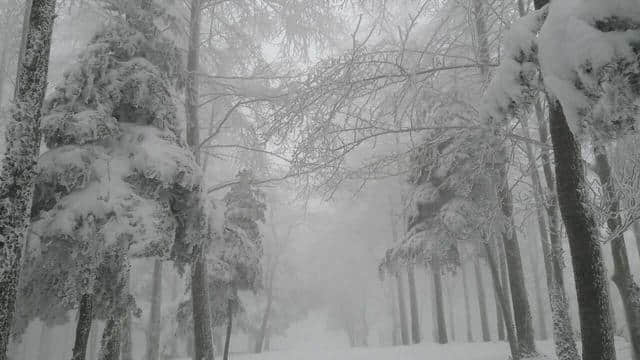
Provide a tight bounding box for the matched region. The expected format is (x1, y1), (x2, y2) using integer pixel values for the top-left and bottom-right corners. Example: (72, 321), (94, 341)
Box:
(0, 1), (639, 360)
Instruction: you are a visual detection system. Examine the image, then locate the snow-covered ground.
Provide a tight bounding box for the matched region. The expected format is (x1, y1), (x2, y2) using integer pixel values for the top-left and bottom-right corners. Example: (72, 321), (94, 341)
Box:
(227, 339), (633, 360)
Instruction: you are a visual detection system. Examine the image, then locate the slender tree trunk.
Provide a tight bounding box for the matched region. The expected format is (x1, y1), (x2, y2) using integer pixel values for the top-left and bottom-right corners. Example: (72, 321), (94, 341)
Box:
(473, 257), (491, 342)
(71, 294), (94, 360)
(99, 316), (122, 360)
(593, 144), (640, 360)
(632, 222), (640, 261)
(461, 262), (474, 342)
(493, 263), (506, 341)
(396, 272), (410, 345)
(522, 112), (579, 360)
(121, 310), (132, 360)
(390, 279), (400, 345)
(548, 98), (616, 360)
(485, 242), (519, 360)
(146, 260), (163, 360)
(528, 248), (548, 340)
(407, 266), (421, 344)
(0, 2), (56, 358)
(446, 273), (456, 342)
(255, 281), (274, 353)
(433, 257), (448, 344)
(88, 322), (99, 360)
(185, 1), (215, 358)
(223, 300), (232, 360)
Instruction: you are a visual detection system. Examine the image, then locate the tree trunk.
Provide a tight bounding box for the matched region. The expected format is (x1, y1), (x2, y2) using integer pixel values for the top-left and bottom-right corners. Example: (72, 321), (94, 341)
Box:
(99, 316), (122, 360)
(485, 242), (519, 360)
(493, 263), (506, 341)
(522, 112), (579, 360)
(528, 248), (548, 340)
(461, 262), (474, 342)
(255, 282), (273, 353)
(390, 279), (400, 345)
(473, 257), (490, 342)
(497, 164), (538, 357)
(223, 300), (232, 360)
(433, 257), (448, 344)
(146, 260), (163, 360)
(446, 273), (456, 342)
(121, 310), (132, 360)
(548, 98), (616, 360)
(191, 251), (215, 360)
(71, 294), (94, 360)
(88, 322), (99, 360)
(407, 266), (421, 344)
(0, 1), (56, 358)
(396, 272), (410, 345)
(593, 143), (640, 360)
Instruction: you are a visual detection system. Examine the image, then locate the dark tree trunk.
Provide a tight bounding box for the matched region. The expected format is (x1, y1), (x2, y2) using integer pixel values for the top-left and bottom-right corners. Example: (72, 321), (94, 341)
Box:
(71, 294), (94, 360)
(522, 112), (578, 360)
(99, 316), (122, 360)
(493, 258), (506, 341)
(497, 164), (538, 356)
(223, 300), (232, 360)
(396, 272), (410, 345)
(146, 260), (163, 360)
(433, 257), (448, 344)
(632, 222), (640, 261)
(191, 250), (215, 360)
(485, 242), (519, 360)
(446, 273), (456, 342)
(461, 262), (474, 342)
(548, 98), (616, 360)
(0, 1), (56, 358)
(407, 266), (421, 344)
(121, 310), (132, 360)
(593, 144), (640, 360)
(473, 257), (491, 342)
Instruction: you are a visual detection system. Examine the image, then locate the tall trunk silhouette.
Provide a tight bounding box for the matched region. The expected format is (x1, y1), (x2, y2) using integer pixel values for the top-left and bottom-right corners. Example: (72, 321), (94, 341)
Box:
(493, 258), (506, 341)
(407, 266), (421, 343)
(485, 242), (519, 360)
(185, 0), (215, 358)
(528, 248), (548, 340)
(432, 257), (448, 344)
(121, 310), (132, 360)
(522, 111), (578, 360)
(396, 272), (410, 345)
(593, 143), (640, 360)
(71, 294), (94, 360)
(548, 98), (616, 360)
(461, 262), (474, 342)
(390, 279), (400, 345)
(223, 299), (232, 360)
(88, 322), (99, 360)
(146, 260), (163, 360)
(255, 278), (274, 353)
(473, 257), (490, 341)
(632, 222), (640, 260)
(446, 273), (456, 341)
(99, 316), (122, 360)
(0, 1), (56, 357)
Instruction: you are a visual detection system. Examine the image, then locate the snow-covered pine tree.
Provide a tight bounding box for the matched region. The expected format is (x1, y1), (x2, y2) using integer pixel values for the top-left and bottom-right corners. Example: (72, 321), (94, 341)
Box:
(16, 1), (211, 360)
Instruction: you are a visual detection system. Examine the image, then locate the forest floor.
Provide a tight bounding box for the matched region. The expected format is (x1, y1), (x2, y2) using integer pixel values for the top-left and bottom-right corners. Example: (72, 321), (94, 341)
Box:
(230, 338), (633, 360)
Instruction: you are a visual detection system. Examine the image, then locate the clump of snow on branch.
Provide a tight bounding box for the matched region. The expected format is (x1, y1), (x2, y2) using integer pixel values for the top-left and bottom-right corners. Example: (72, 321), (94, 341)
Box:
(539, 0), (640, 140)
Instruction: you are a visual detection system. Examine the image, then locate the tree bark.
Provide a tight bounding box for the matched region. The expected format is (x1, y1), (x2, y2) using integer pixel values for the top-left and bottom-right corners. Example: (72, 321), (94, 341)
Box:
(0, 1), (56, 358)
(407, 266), (421, 344)
(632, 222), (640, 261)
(191, 250), (215, 360)
(255, 280), (274, 353)
(528, 247), (548, 340)
(493, 261), (506, 341)
(473, 257), (490, 342)
(446, 273), (456, 342)
(433, 257), (448, 344)
(548, 98), (616, 360)
(88, 322), (99, 360)
(99, 316), (122, 360)
(71, 294), (94, 360)
(485, 242), (519, 360)
(396, 272), (410, 345)
(593, 143), (640, 360)
(390, 278), (400, 345)
(121, 310), (132, 360)
(461, 262), (474, 342)
(146, 260), (163, 360)
(223, 300), (232, 360)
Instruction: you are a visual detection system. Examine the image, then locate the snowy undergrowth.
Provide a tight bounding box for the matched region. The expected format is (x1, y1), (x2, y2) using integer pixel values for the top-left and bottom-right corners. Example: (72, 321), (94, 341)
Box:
(221, 339), (633, 360)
